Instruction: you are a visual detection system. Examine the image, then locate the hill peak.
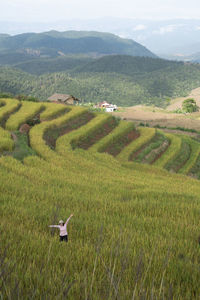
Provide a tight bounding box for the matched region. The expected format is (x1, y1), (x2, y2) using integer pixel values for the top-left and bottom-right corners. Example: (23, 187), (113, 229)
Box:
(0, 30), (156, 58)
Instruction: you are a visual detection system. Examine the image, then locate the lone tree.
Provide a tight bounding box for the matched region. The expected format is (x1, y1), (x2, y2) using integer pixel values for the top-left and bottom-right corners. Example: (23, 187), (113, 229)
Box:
(182, 98), (199, 113)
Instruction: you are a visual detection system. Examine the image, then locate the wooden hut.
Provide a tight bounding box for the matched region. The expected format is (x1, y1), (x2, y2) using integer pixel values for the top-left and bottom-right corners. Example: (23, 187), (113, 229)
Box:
(48, 93), (81, 105)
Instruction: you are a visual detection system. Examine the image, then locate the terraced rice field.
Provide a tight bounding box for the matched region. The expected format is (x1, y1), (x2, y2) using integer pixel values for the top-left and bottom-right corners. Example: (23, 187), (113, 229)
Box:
(1, 98), (200, 299)
(1, 98), (199, 178)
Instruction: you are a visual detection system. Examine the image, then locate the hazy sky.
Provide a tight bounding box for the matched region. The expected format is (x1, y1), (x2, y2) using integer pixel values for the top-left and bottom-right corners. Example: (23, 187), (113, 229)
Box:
(1, 0), (200, 22)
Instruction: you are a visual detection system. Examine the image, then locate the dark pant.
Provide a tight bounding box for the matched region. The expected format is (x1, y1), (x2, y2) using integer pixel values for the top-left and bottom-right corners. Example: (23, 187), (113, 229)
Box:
(60, 235), (68, 242)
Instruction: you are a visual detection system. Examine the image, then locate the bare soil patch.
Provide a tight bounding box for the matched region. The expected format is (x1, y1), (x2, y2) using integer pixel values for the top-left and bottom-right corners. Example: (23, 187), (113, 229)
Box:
(112, 104), (200, 132)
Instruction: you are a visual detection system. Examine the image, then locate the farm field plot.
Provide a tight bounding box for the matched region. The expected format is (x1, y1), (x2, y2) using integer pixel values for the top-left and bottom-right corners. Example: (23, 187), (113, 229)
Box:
(113, 101), (200, 132)
(0, 99), (200, 299)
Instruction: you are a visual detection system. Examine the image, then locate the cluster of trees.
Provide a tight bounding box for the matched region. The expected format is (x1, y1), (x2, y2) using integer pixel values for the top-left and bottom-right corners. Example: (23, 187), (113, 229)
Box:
(182, 98), (199, 113)
(12, 55), (94, 75)
(0, 92), (39, 102)
(174, 98), (199, 114)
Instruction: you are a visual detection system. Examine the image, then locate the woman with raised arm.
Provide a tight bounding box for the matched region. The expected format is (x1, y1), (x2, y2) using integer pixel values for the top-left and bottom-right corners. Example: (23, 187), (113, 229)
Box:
(49, 214), (73, 242)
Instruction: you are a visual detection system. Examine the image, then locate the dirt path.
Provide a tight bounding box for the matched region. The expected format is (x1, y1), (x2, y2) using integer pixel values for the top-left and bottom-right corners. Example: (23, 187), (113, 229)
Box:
(11, 132), (17, 142)
(114, 105), (178, 120)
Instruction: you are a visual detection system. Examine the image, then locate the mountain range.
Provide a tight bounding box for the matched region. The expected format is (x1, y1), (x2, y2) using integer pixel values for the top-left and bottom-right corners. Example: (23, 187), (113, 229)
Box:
(1, 19), (200, 57)
(1, 30), (200, 107)
(0, 30), (156, 60)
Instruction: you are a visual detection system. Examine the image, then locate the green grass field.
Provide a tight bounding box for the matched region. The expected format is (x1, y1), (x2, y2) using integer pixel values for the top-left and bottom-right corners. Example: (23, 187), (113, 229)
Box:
(0, 99), (200, 299)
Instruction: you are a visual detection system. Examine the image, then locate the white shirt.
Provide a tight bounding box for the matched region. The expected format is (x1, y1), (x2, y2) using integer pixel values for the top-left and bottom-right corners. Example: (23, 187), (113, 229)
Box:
(49, 216), (72, 236)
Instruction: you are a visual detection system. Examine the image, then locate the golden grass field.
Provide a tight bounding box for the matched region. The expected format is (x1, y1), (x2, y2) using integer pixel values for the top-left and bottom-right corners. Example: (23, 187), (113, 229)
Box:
(0, 98), (200, 299)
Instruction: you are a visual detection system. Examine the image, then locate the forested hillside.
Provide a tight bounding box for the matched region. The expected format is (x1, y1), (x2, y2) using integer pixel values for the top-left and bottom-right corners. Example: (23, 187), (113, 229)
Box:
(72, 55), (178, 75)
(1, 30), (200, 107)
(1, 55), (200, 106)
(13, 56), (94, 75)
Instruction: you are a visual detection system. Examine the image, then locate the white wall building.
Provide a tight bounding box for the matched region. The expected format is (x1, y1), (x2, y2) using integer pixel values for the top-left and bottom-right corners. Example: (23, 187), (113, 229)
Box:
(105, 105), (118, 112)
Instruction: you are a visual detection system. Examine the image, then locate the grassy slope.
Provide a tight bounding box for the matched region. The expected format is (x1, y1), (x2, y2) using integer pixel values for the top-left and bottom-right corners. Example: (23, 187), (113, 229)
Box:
(0, 102), (200, 299)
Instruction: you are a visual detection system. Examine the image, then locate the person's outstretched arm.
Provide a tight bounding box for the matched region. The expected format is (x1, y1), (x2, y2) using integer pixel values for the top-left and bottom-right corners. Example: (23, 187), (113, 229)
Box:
(65, 214), (73, 225)
(49, 225), (60, 228)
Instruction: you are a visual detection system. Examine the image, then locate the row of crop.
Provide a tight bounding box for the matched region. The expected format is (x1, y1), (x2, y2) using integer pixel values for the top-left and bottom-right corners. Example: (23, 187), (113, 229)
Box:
(29, 106), (88, 161)
(133, 130), (169, 164)
(178, 137), (200, 175)
(89, 121), (136, 154)
(164, 137), (191, 173)
(153, 133), (182, 168)
(43, 111), (94, 149)
(189, 152), (200, 179)
(5, 101), (45, 131)
(117, 127), (156, 162)
(40, 103), (70, 121)
(0, 127), (14, 152)
(0, 98), (5, 107)
(1, 135), (192, 203)
(2, 128), (200, 201)
(56, 113), (115, 154)
(0, 98), (21, 126)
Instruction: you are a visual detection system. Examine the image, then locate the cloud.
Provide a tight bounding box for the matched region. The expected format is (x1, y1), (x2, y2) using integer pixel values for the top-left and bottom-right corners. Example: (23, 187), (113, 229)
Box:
(136, 34), (147, 41)
(1, 0), (200, 22)
(132, 24), (147, 31)
(153, 24), (184, 35)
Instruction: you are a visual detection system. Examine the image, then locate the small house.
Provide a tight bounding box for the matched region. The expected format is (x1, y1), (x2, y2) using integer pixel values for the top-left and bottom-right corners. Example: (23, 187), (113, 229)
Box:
(98, 101), (110, 108)
(48, 93), (81, 105)
(96, 101), (118, 111)
(105, 105), (118, 112)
